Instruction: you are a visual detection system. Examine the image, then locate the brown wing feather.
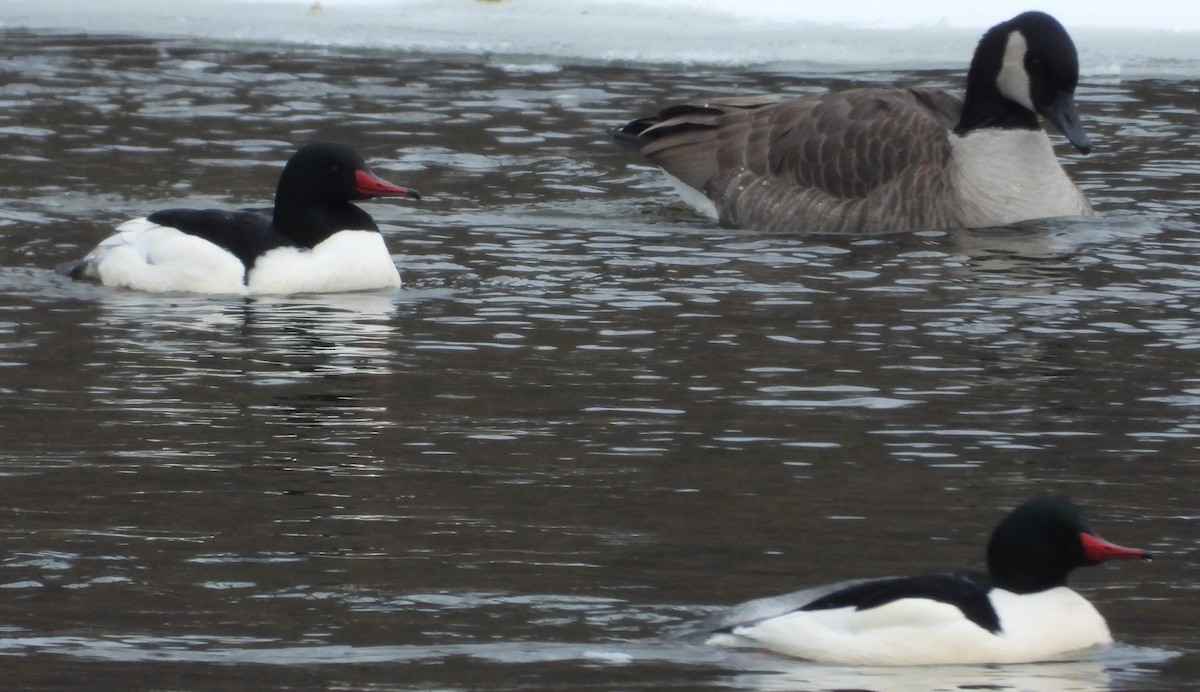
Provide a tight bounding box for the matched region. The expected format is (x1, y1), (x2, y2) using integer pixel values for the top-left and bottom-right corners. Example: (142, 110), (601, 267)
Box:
(623, 97), (788, 193)
(622, 88), (967, 233)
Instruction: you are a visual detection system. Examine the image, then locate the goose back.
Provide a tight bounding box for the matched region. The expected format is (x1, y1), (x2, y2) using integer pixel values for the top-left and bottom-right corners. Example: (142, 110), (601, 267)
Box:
(620, 88), (972, 233)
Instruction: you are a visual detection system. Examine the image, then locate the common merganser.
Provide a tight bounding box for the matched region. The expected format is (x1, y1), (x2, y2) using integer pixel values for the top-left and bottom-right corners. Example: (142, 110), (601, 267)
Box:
(62, 142), (420, 294)
(685, 497), (1151, 665)
(613, 12), (1092, 233)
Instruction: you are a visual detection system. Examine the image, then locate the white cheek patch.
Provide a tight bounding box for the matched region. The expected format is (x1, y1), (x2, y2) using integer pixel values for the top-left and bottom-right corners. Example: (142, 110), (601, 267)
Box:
(996, 31), (1034, 111)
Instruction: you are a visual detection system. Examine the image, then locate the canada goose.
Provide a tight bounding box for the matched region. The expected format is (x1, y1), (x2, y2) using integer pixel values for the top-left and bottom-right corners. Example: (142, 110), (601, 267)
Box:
(613, 12), (1093, 234)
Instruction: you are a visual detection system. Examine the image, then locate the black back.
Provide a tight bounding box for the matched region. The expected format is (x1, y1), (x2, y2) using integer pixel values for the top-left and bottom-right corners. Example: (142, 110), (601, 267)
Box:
(146, 208), (296, 275)
(800, 569), (1001, 633)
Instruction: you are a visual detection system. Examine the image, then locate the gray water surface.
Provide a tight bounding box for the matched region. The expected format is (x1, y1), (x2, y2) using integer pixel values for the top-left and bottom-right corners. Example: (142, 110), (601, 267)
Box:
(0, 31), (1198, 690)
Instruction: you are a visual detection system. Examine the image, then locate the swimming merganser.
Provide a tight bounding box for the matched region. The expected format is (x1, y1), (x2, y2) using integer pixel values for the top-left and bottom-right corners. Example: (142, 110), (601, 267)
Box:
(685, 497), (1151, 665)
(62, 142), (420, 294)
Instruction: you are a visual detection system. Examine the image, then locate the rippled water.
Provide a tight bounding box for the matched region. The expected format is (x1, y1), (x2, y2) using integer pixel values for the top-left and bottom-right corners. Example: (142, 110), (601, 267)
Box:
(1, 31), (1199, 690)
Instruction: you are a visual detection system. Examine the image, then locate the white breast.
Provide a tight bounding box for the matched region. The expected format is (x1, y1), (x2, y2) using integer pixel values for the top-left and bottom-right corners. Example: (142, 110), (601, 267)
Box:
(986, 587), (1113, 662)
(247, 230), (401, 294)
(950, 129), (1092, 228)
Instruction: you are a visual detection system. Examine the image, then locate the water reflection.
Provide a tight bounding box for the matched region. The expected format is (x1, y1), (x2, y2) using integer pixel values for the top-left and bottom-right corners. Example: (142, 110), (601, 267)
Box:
(713, 644), (1176, 692)
(90, 289), (411, 379)
(0, 628), (1175, 692)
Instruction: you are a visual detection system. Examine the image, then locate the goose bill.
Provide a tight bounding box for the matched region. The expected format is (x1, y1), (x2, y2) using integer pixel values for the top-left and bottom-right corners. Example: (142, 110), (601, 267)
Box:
(1041, 91), (1092, 155)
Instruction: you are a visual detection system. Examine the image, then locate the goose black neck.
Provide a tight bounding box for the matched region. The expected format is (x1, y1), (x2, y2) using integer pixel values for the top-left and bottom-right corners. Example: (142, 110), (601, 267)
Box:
(955, 19), (1040, 135)
(956, 89), (1040, 135)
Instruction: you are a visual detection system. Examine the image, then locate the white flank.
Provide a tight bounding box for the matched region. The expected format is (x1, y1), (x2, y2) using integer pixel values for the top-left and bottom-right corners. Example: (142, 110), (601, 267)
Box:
(661, 171), (719, 220)
(83, 218), (249, 294)
(712, 586), (1112, 666)
(78, 221), (402, 295)
(247, 230), (401, 294)
(950, 128), (1091, 228)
